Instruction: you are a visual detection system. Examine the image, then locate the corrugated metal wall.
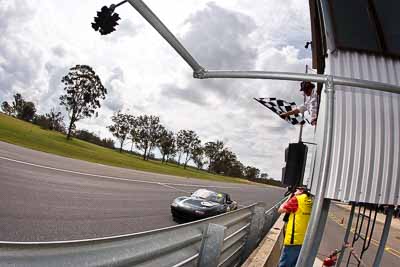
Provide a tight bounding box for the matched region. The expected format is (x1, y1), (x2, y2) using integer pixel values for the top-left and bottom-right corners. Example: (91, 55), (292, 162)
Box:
(309, 50), (400, 205)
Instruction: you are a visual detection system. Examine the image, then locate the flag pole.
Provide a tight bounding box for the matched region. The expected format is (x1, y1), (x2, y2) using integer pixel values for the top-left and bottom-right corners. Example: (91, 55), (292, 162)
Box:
(298, 65), (308, 142)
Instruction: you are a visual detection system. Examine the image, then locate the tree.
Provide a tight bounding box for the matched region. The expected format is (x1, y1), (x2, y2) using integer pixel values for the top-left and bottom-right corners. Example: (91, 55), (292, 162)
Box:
(33, 114), (49, 129)
(33, 109), (65, 133)
(212, 148), (237, 175)
(127, 117), (139, 152)
(134, 115), (162, 160)
(3, 93), (36, 121)
(147, 119), (164, 160)
(46, 109), (65, 132)
(176, 130), (185, 165)
(228, 160), (245, 178)
(158, 129), (176, 164)
(75, 129), (100, 143)
(20, 101), (36, 121)
(244, 166), (260, 179)
(178, 130), (201, 169)
(1, 101), (14, 115)
(108, 112), (133, 153)
(74, 129), (115, 149)
(191, 144), (204, 170)
(13, 93), (25, 118)
(134, 115), (151, 160)
(100, 138), (115, 149)
(204, 140), (224, 172)
(60, 65), (107, 140)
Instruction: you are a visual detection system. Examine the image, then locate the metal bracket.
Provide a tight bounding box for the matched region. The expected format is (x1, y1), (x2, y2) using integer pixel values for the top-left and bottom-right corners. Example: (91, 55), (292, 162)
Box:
(325, 75), (334, 93)
(243, 205), (266, 259)
(193, 68), (207, 79)
(197, 223), (226, 267)
(110, 0), (128, 11)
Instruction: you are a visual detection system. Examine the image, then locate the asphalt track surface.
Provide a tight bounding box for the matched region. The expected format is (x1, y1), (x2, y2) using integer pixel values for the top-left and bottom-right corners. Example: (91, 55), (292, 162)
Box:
(318, 204), (400, 266)
(0, 141), (285, 242)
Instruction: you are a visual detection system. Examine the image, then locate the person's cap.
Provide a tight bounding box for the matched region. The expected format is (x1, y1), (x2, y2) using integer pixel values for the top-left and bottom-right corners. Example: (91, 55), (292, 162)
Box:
(300, 81), (315, 91)
(296, 186), (308, 191)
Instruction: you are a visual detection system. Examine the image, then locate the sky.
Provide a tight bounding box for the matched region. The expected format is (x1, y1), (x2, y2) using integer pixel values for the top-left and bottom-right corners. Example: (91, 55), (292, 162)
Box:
(0, 0), (316, 179)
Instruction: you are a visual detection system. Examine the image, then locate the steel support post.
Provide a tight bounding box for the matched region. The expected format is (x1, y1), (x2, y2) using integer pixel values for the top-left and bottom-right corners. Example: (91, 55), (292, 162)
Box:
(197, 223), (226, 267)
(242, 205), (266, 259)
(372, 206), (394, 267)
(296, 76), (335, 267)
(298, 198), (330, 265)
(335, 203), (356, 267)
(298, 65), (308, 142)
(263, 211), (273, 236)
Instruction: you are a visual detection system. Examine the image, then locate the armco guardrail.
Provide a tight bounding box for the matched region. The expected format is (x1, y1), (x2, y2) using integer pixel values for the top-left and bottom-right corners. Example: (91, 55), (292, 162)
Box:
(0, 198), (286, 267)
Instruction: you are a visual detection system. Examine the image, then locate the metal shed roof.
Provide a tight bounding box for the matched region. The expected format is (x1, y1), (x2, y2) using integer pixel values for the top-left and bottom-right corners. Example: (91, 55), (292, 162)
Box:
(307, 50), (400, 205)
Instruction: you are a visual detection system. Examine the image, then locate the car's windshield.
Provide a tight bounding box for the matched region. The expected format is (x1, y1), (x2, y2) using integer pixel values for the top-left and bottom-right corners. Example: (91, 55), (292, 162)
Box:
(191, 189), (224, 204)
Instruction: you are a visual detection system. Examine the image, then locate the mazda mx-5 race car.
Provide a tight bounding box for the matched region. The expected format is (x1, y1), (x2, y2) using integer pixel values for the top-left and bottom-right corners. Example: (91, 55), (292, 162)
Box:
(171, 189), (238, 221)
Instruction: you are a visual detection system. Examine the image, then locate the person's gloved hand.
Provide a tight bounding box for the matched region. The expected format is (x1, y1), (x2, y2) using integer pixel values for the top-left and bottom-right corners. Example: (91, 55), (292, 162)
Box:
(311, 118), (317, 126)
(280, 113), (288, 120)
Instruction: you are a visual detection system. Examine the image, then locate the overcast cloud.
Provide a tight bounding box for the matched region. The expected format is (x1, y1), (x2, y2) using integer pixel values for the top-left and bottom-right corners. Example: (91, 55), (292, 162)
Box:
(0, 0), (315, 179)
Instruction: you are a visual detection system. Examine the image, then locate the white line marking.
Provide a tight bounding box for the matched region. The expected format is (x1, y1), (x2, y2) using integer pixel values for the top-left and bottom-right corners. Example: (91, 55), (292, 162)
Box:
(0, 156), (238, 189)
(157, 183), (192, 194)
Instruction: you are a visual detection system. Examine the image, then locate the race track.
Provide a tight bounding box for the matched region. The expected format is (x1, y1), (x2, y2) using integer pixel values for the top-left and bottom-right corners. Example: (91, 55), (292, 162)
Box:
(0, 141), (285, 241)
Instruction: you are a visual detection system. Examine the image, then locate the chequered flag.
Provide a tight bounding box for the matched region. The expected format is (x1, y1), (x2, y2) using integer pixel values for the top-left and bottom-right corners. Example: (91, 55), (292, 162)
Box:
(254, 97), (307, 125)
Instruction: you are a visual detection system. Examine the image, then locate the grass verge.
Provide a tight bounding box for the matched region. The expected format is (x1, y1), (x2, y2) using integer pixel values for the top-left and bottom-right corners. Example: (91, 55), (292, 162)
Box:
(0, 113), (249, 184)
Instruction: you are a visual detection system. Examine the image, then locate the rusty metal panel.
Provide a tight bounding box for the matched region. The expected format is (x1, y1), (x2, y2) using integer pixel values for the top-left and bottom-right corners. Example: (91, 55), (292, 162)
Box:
(310, 50), (400, 205)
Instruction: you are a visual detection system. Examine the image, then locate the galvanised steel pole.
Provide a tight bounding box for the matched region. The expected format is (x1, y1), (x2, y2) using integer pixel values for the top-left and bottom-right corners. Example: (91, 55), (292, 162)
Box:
(298, 65), (308, 143)
(201, 70), (327, 84)
(372, 206), (394, 267)
(201, 71), (400, 94)
(295, 76), (335, 267)
(126, 0), (204, 73)
(335, 203), (356, 267)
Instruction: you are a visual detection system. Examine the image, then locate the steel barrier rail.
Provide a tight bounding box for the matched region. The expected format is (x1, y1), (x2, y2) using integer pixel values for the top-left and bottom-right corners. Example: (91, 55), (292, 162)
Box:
(0, 198), (286, 267)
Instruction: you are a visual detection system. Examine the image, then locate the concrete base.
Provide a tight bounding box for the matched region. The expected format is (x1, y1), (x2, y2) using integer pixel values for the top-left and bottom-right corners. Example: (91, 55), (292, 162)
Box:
(241, 213), (324, 267)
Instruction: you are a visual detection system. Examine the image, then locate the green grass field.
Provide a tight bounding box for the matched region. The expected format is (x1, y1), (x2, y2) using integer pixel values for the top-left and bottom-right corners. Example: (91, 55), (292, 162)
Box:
(0, 113), (249, 184)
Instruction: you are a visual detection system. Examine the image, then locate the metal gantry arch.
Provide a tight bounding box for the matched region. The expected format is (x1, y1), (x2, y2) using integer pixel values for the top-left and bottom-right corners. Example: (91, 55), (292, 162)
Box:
(96, 1), (400, 266)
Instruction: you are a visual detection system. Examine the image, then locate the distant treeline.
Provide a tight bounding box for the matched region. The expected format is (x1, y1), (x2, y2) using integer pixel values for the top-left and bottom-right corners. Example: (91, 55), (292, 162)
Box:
(106, 111), (263, 180)
(1, 64), (273, 181)
(247, 177), (283, 187)
(1, 93), (115, 150)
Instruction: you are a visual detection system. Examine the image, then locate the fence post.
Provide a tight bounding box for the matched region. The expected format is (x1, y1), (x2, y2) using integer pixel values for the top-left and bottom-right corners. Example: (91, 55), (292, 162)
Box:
(373, 206), (394, 267)
(263, 211), (273, 236)
(197, 223), (226, 267)
(242, 205), (266, 259)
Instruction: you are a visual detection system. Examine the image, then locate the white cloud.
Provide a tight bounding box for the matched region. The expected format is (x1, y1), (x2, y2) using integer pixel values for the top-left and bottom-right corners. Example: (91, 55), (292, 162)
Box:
(0, 0), (315, 179)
